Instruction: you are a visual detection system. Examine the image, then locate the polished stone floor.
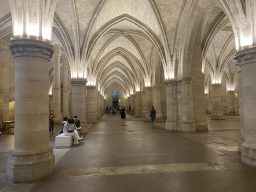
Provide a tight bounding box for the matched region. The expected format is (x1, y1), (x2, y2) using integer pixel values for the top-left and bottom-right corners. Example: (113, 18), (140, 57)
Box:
(1, 114), (256, 192)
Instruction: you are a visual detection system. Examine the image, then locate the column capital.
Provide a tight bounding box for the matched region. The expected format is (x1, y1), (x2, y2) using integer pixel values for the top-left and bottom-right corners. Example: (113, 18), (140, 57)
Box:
(9, 39), (54, 60)
(181, 77), (193, 84)
(70, 78), (87, 85)
(154, 85), (162, 89)
(87, 85), (96, 90)
(144, 86), (153, 91)
(211, 84), (221, 87)
(235, 47), (256, 66)
(164, 79), (178, 85)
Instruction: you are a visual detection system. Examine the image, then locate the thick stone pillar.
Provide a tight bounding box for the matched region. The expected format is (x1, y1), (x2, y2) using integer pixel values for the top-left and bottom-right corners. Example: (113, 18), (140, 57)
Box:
(130, 94), (135, 115)
(70, 79), (87, 132)
(51, 45), (62, 123)
(141, 91), (146, 118)
(153, 85), (163, 122)
(165, 80), (178, 130)
(69, 85), (73, 118)
(6, 39), (55, 183)
(97, 91), (100, 119)
(62, 55), (69, 118)
(179, 78), (196, 132)
(227, 91), (235, 115)
(237, 68), (244, 142)
(127, 97), (130, 113)
(0, 40), (10, 122)
(87, 86), (97, 123)
(210, 84), (224, 120)
(235, 48), (256, 166)
(144, 87), (153, 122)
(135, 92), (141, 117)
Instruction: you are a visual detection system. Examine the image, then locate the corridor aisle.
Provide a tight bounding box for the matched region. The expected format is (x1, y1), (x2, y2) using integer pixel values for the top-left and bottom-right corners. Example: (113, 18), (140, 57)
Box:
(1, 114), (256, 191)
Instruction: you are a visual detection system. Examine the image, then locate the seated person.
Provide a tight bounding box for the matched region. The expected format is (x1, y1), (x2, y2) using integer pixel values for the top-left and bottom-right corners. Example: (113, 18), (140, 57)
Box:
(63, 119), (80, 144)
(73, 115), (83, 139)
(59, 117), (68, 134)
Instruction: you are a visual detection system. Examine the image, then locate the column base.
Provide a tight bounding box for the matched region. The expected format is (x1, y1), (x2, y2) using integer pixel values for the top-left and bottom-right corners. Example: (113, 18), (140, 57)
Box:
(165, 121), (177, 131)
(240, 142), (256, 167)
(155, 117), (164, 123)
(195, 121), (208, 132)
(144, 116), (151, 122)
(80, 121), (89, 134)
(6, 147), (55, 183)
(178, 121), (196, 132)
(211, 112), (225, 120)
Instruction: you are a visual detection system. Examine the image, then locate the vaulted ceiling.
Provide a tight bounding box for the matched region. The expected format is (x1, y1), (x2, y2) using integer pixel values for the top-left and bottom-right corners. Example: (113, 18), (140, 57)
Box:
(0, 0), (239, 96)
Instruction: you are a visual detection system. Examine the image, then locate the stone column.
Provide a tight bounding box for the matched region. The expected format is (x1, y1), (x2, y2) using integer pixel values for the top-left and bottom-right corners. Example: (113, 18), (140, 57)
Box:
(70, 79), (87, 132)
(235, 48), (256, 166)
(130, 94), (135, 115)
(141, 91), (146, 118)
(127, 97), (130, 113)
(135, 92), (141, 117)
(0, 40), (10, 122)
(237, 68), (245, 143)
(62, 54), (69, 118)
(100, 95), (105, 114)
(227, 91), (234, 115)
(69, 84), (73, 118)
(6, 39), (55, 183)
(51, 45), (62, 123)
(179, 78), (196, 132)
(165, 80), (177, 130)
(210, 84), (224, 120)
(87, 86), (97, 123)
(144, 87), (153, 122)
(153, 85), (163, 122)
(97, 91), (100, 119)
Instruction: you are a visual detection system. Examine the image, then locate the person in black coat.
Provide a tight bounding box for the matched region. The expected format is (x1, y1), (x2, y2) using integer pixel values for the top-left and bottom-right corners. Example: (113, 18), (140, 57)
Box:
(121, 107), (126, 119)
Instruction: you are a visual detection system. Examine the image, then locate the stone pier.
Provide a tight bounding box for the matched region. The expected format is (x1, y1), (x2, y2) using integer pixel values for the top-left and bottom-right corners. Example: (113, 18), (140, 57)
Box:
(6, 39), (55, 183)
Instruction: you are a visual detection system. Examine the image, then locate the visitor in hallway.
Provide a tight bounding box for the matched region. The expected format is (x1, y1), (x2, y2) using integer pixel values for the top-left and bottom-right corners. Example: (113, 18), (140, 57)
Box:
(121, 106), (126, 119)
(49, 110), (55, 134)
(73, 115), (83, 139)
(59, 117), (68, 134)
(63, 119), (79, 144)
(150, 106), (156, 127)
(129, 105), (131, 112)
(106, 105), (109, 114)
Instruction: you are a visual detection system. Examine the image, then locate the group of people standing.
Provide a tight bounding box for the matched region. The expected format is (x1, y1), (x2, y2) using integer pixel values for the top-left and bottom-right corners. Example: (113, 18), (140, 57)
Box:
(49, 110), (83, 145)
(105, 105), (157, 126)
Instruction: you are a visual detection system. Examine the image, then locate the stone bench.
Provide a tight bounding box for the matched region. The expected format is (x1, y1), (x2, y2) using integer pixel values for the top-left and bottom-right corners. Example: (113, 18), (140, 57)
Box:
(55, 133), (73, 148)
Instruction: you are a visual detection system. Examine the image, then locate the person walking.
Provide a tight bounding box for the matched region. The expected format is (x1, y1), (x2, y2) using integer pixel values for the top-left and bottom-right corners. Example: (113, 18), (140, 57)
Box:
(49, 110), (55, 134)
(150, 106), (156, 127)
(120, 106), (126, 119)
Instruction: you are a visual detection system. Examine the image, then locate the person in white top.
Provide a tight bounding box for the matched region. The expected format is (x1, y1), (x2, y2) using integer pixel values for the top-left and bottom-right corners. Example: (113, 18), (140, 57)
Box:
(63, 119), (79, 145)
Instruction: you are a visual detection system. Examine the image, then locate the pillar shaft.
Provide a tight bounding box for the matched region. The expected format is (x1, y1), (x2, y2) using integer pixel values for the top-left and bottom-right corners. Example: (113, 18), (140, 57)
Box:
(71, 79), (87, 132)
(87, 86), (97, 123)
(178, 78), (196, 132)
(97, 91), (100, 119)
(7, 39), (55, 183)
(62, 55), (69, 118)
(130, 95), (135, 115)
(165, 80), (177, 130)
(153, 86), (163, 122)
(0, 40), (10, 122)
(227, 91), (235, 115)
(135, 92), (141, 117)
(235, 48), (256, 166)
(51, 45), (62, 122)
(144, 87), (153, 122)
(210, 84), (224, 120)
